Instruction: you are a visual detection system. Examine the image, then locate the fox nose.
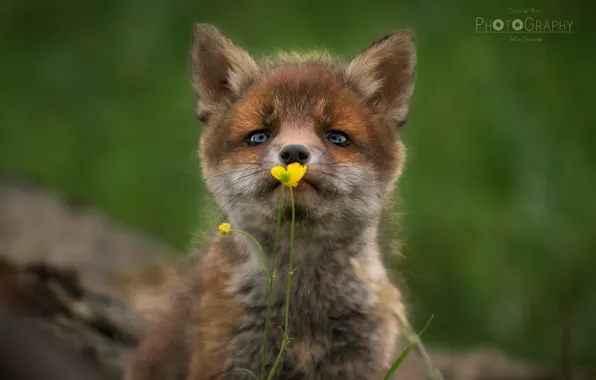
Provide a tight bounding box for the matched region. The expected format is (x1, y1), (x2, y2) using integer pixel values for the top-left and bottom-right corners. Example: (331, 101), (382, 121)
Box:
(279, 144), (310, 165)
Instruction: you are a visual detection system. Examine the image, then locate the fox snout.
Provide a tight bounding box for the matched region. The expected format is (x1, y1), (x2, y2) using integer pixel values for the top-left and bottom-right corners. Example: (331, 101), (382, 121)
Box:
(278, 144), (310, 166)
(268, 128), (325, 167)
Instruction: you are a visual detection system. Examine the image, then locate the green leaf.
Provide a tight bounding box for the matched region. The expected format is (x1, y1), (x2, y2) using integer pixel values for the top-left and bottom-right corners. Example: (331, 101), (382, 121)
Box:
(383, 314), (435, 379)
(383, 346), (412, 379)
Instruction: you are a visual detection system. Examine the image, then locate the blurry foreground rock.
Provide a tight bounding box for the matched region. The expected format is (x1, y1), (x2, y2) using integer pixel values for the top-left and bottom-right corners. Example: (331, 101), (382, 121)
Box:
(0, 181), (179, 380)
(0, 258), (137, 380)
(0, 181), (179, 314)
(0, 181), (593, 380)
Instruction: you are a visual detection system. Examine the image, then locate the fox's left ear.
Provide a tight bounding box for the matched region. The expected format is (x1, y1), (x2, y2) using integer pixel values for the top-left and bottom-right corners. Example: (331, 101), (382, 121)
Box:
(345, 30), (416, 127)
(190, 24), (260, 123)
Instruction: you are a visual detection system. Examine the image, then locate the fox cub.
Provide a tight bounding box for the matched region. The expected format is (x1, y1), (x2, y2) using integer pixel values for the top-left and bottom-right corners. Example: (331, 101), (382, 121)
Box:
(126, 23), (417, 380)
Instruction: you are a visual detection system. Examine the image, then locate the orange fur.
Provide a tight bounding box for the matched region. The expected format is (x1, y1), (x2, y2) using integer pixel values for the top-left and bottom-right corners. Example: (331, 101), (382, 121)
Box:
(188, 240), (242, 379)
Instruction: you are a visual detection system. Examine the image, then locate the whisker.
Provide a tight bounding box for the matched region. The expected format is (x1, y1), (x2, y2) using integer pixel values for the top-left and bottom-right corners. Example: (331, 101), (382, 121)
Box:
(209, 171), (266, 199)
(203, 166), (263, 181)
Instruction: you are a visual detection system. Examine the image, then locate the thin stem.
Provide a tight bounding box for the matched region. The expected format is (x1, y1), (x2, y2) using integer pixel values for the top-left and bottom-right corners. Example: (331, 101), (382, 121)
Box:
(231, 368), (259, 380)
(231, 229), (268, 277)
(267, 186), (296, 380)
(398, 315), (443, 380)
(266, 334), (290, 380)
(261, 188), (285, 379)
(284, 187), (295, 338)
(383, 315), (434, 380)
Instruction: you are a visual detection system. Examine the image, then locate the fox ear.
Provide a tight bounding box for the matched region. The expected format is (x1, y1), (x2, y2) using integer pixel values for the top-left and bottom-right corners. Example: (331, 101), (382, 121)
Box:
(190, 24), (260, 123)
(345, 30), (416, 127)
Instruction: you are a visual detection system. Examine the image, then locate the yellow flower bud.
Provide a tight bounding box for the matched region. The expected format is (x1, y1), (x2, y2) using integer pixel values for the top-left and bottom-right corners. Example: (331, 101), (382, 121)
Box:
(218, 222), (231, 234)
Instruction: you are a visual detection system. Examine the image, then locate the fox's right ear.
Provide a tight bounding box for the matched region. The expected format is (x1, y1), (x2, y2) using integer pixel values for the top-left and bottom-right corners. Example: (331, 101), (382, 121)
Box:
(345, 30), (416, 128)
(190, 24), (260, 123)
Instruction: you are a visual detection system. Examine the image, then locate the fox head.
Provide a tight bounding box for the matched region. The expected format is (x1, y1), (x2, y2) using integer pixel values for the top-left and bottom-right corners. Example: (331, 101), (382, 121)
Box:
(191, 24), (416, 235)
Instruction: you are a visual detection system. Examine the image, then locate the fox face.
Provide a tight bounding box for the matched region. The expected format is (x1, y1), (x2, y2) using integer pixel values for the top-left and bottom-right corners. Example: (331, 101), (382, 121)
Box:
(192, 25), (416, 233)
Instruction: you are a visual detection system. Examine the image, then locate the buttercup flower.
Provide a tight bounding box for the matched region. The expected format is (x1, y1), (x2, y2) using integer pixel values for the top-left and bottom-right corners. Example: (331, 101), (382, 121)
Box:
(218, 222), (231, 234)
(270, 163), (307, 187)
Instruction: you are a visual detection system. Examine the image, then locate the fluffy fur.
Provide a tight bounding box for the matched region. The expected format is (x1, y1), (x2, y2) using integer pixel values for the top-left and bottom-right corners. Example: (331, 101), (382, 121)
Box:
(126, 23), (417, 380)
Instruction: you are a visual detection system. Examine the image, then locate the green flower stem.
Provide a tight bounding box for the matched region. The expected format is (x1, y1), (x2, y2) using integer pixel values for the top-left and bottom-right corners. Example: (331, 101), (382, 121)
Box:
(266, 334), (291, 380)
(261, 188), (285, 380)
(230, 229), (269, 278)
(283, 187), (296, 336)
(267, 186), (296, 380)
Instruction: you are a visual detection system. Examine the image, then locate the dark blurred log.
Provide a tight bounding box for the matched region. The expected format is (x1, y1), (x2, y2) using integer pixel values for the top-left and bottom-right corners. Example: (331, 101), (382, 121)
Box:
(0, 257), (140, 380)
(0, 313), (109, 380)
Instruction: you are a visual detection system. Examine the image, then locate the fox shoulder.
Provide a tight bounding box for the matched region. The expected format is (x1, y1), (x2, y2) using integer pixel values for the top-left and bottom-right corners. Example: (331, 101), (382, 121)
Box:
(126, 237), (241, 380)
(187, 237), (244, 379)
(124, 263), (199, 380)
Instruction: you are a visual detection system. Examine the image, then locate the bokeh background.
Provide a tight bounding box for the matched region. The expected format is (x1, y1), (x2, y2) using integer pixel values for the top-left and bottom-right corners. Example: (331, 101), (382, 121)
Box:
(2, 0), (595, 369)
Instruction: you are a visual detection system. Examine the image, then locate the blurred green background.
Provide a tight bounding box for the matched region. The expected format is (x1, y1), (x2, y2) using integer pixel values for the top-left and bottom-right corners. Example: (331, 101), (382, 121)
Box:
(1, 0), (595, 368)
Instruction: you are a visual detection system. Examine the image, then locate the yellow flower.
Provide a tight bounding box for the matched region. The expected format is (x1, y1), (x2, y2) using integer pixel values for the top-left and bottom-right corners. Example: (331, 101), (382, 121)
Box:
(270, 163), (307, 187)
(218, 222), (231, 234)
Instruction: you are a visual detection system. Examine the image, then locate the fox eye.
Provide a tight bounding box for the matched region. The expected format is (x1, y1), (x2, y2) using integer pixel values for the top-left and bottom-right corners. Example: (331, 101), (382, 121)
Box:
(325, 130), (351, 147)
(245, 130), (271, 146)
